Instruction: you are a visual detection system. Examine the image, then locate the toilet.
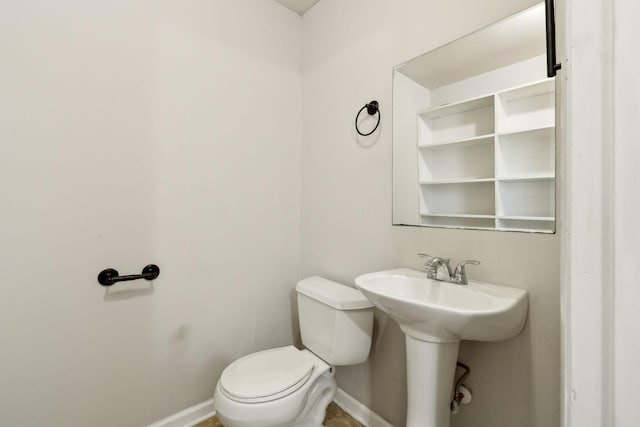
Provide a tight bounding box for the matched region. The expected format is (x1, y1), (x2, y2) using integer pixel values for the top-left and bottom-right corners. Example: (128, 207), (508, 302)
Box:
(213, 276), (374, 427)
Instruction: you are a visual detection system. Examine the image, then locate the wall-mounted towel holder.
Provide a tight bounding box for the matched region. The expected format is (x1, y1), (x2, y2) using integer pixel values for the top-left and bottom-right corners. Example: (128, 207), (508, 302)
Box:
(98, 264), (160, 286)
(355, 100), (381, 136)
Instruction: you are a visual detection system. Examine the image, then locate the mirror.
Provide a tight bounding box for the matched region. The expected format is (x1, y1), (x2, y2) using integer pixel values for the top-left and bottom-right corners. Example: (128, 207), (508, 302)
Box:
(392, 3), (556, 233)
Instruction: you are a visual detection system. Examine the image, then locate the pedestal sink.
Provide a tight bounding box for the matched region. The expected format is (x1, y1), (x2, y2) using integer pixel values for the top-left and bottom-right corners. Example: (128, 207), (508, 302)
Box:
(355, 268), (528, 427)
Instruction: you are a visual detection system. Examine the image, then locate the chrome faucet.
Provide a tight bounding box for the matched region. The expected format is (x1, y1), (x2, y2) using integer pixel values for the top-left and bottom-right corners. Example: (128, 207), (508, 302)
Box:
(418, 253), (452, 280)
(418, 254), (480, 285)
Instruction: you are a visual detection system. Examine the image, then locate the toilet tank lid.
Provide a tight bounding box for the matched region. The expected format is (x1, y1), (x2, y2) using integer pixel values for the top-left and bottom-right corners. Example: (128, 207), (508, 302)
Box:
(296, 276), (374, 310)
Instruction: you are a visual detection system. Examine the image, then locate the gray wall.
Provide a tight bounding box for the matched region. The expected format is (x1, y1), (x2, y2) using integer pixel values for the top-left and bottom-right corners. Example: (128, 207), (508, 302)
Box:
(0, 1), (301, 426)
(301, 0), (560, 425)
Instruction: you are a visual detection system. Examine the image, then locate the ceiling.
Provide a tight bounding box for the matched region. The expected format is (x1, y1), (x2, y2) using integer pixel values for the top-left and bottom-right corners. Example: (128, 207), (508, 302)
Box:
(273, 0), (321, 16)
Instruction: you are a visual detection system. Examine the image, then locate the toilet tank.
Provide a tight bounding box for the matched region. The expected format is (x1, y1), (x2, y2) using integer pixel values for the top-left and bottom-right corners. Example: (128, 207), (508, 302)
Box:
(296, 276), (374, 366)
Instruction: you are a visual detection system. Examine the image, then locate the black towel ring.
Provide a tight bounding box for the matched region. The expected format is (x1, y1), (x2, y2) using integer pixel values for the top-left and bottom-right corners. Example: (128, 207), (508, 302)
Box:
(355, 100), (381, 136)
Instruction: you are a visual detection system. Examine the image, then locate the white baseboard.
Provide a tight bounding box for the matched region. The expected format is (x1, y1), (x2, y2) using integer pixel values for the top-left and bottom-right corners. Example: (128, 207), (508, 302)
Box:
(147, 389), (393, 427)
(334, 388), (395, 427)
(147, 399), (215, 427)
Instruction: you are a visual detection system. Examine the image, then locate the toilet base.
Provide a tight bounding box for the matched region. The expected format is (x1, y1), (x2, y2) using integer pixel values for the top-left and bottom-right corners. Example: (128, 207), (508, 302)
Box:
(291, 371), (337, 427)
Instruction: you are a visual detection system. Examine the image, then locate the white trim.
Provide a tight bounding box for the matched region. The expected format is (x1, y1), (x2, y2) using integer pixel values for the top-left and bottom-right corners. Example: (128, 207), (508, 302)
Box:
(334, 388), (395, 427)
(562, 0), (617, 425)
(146, 389), (393, 427)
(147, 399), (215, 427)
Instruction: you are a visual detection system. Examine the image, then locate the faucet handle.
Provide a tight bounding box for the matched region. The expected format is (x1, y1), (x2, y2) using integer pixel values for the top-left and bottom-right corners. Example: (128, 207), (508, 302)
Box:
(418, 253), (439, 278)
(456, 259), (480, 268)
(453, 260), (480, 285)
(418, 253), (452, 264)
(417, 253), (434, 261)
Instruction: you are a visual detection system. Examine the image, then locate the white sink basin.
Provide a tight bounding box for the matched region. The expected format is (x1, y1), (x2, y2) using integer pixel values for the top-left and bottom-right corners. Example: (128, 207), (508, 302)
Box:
(355, 268), (528, 342)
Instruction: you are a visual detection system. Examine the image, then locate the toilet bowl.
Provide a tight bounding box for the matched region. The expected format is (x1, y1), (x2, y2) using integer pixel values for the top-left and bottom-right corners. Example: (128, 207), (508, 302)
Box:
(214, 346), (335, 427)
(213, 276), (374, 427)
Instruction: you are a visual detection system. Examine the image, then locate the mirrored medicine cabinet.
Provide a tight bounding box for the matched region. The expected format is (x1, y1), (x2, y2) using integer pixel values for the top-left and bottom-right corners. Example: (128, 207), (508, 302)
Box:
(392, 3), (557, 233)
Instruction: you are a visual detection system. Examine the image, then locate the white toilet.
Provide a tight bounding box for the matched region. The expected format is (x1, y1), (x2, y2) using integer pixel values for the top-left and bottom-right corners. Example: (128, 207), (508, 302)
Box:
(213, 276), (374, 427)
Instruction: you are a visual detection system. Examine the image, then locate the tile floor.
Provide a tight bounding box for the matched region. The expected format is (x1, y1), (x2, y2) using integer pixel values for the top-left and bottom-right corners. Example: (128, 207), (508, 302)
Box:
(195, 402), (364, 427)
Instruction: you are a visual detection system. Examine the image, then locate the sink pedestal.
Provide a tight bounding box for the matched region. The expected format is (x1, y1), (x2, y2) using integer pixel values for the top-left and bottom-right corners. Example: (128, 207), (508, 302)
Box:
(405, 335), (459, 427)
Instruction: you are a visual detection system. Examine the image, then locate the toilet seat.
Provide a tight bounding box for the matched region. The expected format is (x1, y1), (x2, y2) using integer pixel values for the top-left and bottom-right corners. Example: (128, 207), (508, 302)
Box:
(219, 346), (317, 403)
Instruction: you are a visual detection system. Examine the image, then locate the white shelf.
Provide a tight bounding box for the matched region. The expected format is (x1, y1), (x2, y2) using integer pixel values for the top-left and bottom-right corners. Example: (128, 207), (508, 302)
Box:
(419, 139), (494, 182)
(416, 78), (556, 233)
(497, 215), (555, 221)
(421, 213), (496, 219)
(497, 226), (555, 234)
(420, 178), (495, 185)
(497, 124), (554, 137)
(496, 174), (554, 182)
(420, 215), (497, 230)
(497, 218), (555, 233)
(422, 95), (494, 119)
(418, 134), (494, 149)
(496, 126), (555, 178)
(418, 96), (495, 145)
(496, 80), (555, 134)
(494, 78), (554, 97)
(420, 181), (495, 217)
(496, 180), (555, 218)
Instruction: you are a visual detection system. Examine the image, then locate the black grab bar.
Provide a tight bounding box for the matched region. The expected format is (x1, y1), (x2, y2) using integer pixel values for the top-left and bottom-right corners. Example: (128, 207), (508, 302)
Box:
(98, 264), (160, 286)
